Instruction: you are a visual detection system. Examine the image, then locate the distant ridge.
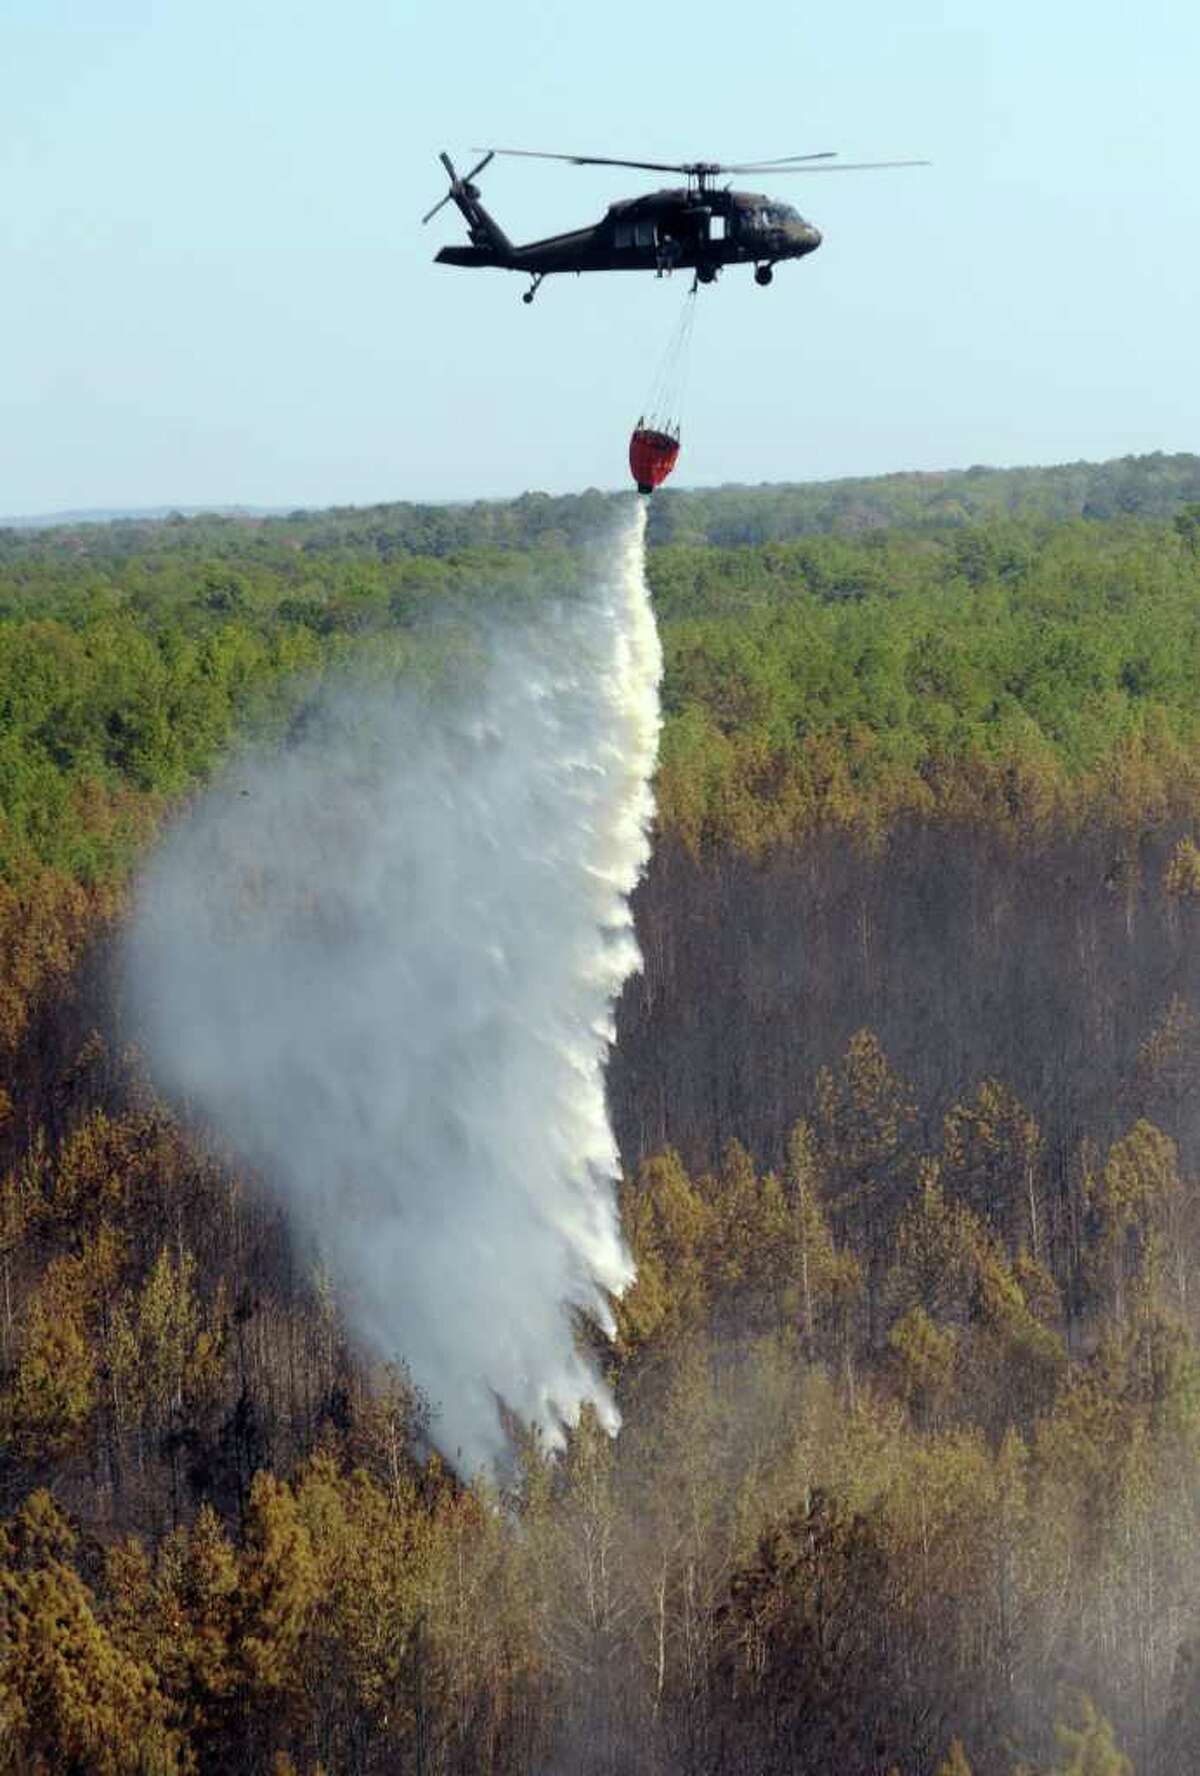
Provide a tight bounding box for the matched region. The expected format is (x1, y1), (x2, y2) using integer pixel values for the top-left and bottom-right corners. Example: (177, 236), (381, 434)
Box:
(1, 503), (286, 530)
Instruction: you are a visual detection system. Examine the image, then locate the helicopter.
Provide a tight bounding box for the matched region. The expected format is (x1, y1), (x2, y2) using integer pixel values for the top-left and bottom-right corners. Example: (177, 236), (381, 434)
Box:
(423, 147), (928, 303)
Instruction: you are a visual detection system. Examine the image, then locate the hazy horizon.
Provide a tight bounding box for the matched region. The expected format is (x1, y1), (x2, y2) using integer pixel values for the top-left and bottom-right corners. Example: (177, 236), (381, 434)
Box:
(9, 440), (1198, 532)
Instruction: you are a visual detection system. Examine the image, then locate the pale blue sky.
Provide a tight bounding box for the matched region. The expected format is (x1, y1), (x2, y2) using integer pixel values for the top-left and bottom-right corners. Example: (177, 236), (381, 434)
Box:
(2, 0), (1196, 512)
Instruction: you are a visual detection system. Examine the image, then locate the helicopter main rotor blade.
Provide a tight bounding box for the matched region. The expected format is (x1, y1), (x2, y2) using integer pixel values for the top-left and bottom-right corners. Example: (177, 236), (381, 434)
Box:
(721, 154), (838, 170)
(757, 158), (931, 172)
(475, 147), (695, 173)
(476, 148), (843, 175)
(471, 146), (927, 179)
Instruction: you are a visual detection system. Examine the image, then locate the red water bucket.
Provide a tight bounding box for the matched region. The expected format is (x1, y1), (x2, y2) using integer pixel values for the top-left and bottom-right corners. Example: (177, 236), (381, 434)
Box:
(629, 425), (680, 494)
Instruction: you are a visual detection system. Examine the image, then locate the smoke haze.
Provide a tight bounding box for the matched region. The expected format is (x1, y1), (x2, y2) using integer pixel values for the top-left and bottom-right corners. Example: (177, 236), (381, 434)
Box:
(127, 500), (660, 1472)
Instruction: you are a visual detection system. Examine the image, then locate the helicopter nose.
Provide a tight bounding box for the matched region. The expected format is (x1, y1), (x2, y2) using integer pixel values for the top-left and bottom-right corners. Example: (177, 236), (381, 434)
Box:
(787, 218), (821, 256)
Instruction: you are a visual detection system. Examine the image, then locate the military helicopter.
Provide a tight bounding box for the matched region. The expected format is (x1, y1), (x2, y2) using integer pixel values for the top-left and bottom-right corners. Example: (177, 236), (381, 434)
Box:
(423, 146), (928, 303)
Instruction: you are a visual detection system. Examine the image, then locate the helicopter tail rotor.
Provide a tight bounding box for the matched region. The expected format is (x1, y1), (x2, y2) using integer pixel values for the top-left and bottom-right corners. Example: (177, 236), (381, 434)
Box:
(423, 150), (513, 263)
(421, 150), (495, 225)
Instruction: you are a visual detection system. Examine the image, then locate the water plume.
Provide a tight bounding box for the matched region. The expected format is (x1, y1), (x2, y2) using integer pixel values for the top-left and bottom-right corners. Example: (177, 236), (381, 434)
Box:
(127, 499), (660, 1473)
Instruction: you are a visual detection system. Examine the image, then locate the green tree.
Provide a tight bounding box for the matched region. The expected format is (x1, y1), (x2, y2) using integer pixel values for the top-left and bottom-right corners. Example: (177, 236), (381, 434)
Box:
(1091, 1119), (1183, 1322)
(784, 1122), (862, 1365)
(616, 1149), (711, 1348)
(8, 1292), (96, 1459)
(888, 1304), (958, 1428)
(1050, 1692), (1132, 1775)
(815, 1029), (917, 1336)
(941, 1078), (1043, 1255)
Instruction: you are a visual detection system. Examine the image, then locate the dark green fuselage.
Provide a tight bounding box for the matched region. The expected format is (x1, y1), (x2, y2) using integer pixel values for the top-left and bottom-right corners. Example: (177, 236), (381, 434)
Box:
(435, 185), (821, 279)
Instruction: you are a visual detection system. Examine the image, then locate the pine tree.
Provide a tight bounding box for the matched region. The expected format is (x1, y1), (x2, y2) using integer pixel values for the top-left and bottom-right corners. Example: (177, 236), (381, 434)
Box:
(784, 1120), (862, 1364)
(941, 1078), (1043, 1255)
(1091, 1119), (1183, 1324)
(815, 1030), (916, 1335)
(9, 1293), (96, 1458)
(0, 1491), (184, 1773)
(237, 1471), (319, 1696)
(888, 1304), (958, 1428)
(1050, 1692), (1132, 1775)
(616, 1148), (711, 1348)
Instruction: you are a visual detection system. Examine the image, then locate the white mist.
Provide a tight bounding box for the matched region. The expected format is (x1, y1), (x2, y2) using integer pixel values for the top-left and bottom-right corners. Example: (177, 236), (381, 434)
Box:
(127, 501), (660, 1472)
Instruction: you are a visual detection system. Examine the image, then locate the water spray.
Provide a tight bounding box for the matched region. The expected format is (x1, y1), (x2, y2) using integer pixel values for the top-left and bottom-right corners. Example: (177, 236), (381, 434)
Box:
(128, 500), (660, 1473)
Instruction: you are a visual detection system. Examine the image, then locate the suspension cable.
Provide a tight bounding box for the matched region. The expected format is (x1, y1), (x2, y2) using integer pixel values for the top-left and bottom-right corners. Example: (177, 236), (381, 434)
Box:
(641, 287), (700, 436)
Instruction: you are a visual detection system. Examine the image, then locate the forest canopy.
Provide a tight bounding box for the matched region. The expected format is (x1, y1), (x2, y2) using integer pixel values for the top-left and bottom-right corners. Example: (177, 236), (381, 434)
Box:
(4, 457), (1200, 1772)
(5, 462), (1200, 892)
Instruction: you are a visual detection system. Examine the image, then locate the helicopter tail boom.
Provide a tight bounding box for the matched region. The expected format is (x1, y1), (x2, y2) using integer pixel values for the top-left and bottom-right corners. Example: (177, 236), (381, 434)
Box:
(423, 151), (514, 263)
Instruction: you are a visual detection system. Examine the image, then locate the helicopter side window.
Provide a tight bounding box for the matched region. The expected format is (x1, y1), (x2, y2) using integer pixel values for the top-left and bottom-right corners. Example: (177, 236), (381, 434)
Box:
(711, 215), (726, 240)
(614, 223), (633, 249)
(634, 219), (654, 248)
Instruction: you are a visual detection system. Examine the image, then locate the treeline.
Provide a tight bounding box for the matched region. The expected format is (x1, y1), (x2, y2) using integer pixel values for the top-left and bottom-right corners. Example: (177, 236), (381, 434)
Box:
(7, 497), (1200, 891)
(6, 448), (1200, 560)
(648, 448), (1200, 548)
(0, 1024), (1196, 1773)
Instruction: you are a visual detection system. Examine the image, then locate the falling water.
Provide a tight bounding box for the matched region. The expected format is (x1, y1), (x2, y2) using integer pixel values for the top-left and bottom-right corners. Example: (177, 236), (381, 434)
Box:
(127, 499), (661, 1472)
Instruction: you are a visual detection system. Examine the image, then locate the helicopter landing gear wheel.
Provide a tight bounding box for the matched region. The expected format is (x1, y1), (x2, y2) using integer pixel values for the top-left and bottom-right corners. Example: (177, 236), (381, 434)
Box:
(754, 263), (774, 287)
(696, 263), (718, 285)
(522, 273), (545, 305)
